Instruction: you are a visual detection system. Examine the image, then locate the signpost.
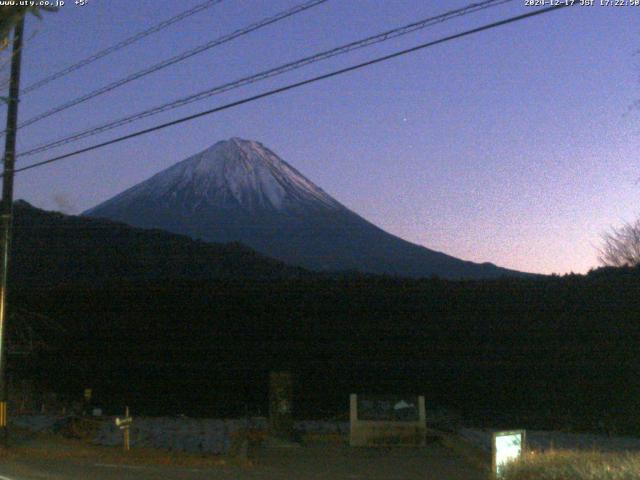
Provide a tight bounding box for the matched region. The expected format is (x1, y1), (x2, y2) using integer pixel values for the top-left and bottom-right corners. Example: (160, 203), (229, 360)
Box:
(349, 394), (426, 446)
(492, 430), (525, 478)
(83, 388), (92, 416)
(115, 406), (133, 451)
(269, 372), (293, 441)
(356, 395), (421, 422)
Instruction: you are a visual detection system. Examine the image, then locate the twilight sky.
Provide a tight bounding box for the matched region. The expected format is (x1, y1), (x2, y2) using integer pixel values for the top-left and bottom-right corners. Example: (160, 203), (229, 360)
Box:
(1, 0), (638, 275)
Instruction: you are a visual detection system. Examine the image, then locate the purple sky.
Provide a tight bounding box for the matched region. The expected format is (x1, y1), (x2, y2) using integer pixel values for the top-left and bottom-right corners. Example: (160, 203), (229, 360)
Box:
(1, 0), (638, 275)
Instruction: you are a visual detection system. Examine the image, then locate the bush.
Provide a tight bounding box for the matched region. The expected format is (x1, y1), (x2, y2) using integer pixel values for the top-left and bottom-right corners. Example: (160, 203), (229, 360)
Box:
(502, 450), (640, 480)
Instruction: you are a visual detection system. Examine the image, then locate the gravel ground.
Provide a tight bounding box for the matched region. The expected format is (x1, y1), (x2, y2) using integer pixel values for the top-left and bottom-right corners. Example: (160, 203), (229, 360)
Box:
(0, 441), (487, 480)
(0, 421), (487, 480)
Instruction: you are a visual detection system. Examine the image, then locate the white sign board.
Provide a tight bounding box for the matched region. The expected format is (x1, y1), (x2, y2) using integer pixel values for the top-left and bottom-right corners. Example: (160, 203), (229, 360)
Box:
(493, 430), (525, 478)
(115, 416), (132, 429)
(349, 394), (426, 446)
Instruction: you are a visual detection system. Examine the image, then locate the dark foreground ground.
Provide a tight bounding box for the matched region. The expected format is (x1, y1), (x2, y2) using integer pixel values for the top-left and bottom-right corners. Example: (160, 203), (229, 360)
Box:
(0, 433), (486, 480)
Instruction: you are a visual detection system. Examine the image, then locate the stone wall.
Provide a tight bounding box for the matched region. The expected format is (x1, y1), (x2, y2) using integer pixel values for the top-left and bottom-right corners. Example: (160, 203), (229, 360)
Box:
(11, 415), (349, 454)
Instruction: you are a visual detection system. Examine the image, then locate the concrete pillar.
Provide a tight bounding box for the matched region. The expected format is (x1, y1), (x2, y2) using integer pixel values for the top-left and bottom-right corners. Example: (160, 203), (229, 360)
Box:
(269, 371), (293, 440)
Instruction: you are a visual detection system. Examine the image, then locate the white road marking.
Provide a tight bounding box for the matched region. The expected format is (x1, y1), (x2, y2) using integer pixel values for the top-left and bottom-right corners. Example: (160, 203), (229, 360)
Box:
(94, 463), (145, 470)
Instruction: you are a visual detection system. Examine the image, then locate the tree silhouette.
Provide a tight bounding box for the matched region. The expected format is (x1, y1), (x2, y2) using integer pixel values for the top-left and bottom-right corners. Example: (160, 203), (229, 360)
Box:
(0, 6), (56, 49)
(599, 217), (640, 267)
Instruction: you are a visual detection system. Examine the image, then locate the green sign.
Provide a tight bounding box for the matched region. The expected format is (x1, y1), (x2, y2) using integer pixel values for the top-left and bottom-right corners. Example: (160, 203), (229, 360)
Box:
(357, 395), (419, 422)
(493, 430), (525, 477)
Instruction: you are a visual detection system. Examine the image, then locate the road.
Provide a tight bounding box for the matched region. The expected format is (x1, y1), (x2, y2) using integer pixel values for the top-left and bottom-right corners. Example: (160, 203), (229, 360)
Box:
(0, 443), (487, 480)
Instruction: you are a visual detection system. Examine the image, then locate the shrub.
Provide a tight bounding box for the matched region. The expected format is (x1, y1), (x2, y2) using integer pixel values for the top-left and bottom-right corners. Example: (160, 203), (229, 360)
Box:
(502, 450), (640, 480)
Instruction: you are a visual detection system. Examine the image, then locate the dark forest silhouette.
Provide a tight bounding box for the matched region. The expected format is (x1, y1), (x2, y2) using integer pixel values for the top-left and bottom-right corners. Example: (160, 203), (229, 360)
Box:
(8, 202), (640, 434)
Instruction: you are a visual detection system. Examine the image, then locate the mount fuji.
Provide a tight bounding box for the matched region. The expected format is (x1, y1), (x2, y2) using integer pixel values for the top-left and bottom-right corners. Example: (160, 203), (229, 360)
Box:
(83, 138), (527, 279)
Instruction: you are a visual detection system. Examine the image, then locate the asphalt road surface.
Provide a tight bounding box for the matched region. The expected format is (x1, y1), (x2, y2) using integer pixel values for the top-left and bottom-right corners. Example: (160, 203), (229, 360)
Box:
(0, 443), (487, 480)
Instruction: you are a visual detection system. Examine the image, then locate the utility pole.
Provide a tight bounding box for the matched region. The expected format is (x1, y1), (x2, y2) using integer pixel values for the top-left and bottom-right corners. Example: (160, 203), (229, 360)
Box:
(0, 15), (25, 447)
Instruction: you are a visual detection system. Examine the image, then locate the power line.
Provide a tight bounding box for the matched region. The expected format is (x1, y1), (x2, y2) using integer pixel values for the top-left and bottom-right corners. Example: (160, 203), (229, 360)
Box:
(19, 0), (227, 96)
(8, 4), (574, 177)
(5, 0), (329, 135)
(18, 0), (512, 158)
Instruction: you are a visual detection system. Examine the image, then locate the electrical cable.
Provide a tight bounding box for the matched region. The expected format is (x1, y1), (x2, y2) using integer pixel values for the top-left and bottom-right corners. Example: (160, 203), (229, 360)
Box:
(20, 0), (227, 95)
(8, 4), (573, 177)
(5, 0), (328, 135)
(18, 0), (512, 158)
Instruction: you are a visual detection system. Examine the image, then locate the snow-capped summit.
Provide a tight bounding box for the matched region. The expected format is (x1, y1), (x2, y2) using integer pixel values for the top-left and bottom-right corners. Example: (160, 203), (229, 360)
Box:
(85, 138), (341, 215)
(84, 138), (528, 279)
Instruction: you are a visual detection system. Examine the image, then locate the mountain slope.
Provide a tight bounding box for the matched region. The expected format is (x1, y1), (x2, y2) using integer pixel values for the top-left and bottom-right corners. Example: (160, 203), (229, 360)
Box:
(84, 138), (529, 279)
(10, 200), (306, 286)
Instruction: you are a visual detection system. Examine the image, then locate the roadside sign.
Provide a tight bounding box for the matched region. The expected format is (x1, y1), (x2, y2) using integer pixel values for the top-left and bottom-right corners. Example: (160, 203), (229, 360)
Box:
(115, 416), (132, 429)
(115, 406), (132, 451)
(493, 430), (525, 478)
(349, 394), (426, 446)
